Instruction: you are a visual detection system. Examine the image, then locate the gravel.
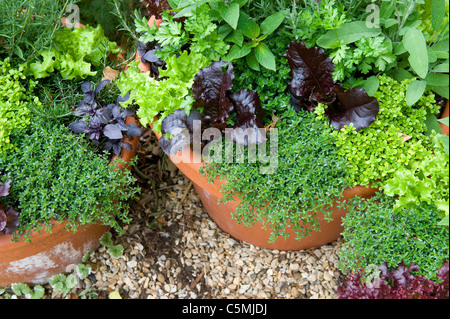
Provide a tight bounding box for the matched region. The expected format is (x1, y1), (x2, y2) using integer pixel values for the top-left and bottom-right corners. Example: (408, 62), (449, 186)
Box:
(3, 129), (346, 299)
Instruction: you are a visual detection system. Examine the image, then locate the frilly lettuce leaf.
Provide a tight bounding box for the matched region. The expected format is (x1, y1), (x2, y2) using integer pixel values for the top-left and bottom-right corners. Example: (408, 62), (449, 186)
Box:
(116, 51), (209, 133)
(25, 25), (119, 80)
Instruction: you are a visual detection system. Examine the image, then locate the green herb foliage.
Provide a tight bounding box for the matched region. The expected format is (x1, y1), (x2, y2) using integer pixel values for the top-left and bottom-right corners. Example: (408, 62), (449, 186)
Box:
(0, 119), (139, 242)
(320, 75), (440, 187)
(0, 0), (77, 64)
(25, 24), (120, 80)
(383, 134), (449, 226)
(0, 58), (38, 154)
(338, 192), (449, 282)
(231, 33), (292, 117)
(135, 2), (229, 62)
(201, 110), (351, 244)
(117, 51), (209, 133)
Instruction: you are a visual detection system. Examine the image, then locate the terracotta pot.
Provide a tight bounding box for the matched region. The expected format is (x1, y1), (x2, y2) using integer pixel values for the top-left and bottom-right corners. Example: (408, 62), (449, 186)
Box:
(440, 100), (449, 136)
(0, 116), (140, 286)
(151, 129), (378, 250)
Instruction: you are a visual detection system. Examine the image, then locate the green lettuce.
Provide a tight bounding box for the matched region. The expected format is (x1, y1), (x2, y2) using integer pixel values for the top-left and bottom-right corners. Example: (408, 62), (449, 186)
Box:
(25, 25), (120, 80)
(117, 50), (209, 133)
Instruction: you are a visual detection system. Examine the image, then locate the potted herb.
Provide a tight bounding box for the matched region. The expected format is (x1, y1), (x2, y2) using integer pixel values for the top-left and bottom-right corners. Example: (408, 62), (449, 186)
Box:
(0, 4), (141, 286)
(116, 0), (447, 257)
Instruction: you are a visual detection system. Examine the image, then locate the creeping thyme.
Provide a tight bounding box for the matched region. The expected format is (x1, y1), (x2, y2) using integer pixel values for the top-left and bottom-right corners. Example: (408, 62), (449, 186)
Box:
(0, 119), (140, 242)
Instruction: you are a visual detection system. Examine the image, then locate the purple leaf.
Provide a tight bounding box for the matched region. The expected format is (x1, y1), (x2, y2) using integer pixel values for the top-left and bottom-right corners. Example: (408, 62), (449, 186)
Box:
(94, 79), (110, 94)
(125, 123), (142, 137)
(229, 89), (267, 146)
(159, 109), (202, 156)
(0, 206), (19, 234)
(103, 124), (124, 140)
(192, 61), (235, 128)
(69, 121), (89, 134)
(326, 87), (379, 131)
(284, 42), (336, 105)
(0, 179), (12, 198)
(117, 92), (130, 104)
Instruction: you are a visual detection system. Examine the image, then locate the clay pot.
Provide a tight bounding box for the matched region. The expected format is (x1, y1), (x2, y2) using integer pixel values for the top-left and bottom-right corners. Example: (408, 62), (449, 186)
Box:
(0, 116), (140, 286)
(151, 129), (378, 250)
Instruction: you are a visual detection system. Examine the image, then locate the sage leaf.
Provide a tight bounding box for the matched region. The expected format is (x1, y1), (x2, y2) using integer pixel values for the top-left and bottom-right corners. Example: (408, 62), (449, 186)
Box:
(403, 28), (429, 78)
(406, 80), (427, 106)
(316, 21), (381, 49)
(432, 0), (446, 31)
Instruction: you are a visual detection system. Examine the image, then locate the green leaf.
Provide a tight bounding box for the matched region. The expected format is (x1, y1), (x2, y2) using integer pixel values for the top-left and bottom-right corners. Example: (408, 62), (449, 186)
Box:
(406, 80), (427, 106)
(316, 21), (381, 49)
(431, 85), (450, 99)
(224, 43), (252, 61)
(220, 2), (240, 29)
(437, 213), (449, 226)
(438, 117), (449, 127)
(246, 50), (260, 71)
(238, 11), (260, 39)
(109, 244), (124, 258)
(225, 29), (244, 46)
(260, 11), (286, 35)
(30, 285), (45, 299)
(424, 110), (443, 135)
(403, 28), (429, 78)
(432, 61), (449, 73)
(432, 0), (446, 31)
(439, 135), (449, 155)
(100, 232), (113, 247)
(363, 76), (380, 96)
(425, 73), (449, 86)
(254, 43), (276, 71)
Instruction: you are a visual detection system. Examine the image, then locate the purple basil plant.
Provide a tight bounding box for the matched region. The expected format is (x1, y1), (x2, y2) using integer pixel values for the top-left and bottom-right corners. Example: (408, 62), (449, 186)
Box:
(69, 80), (141, 156)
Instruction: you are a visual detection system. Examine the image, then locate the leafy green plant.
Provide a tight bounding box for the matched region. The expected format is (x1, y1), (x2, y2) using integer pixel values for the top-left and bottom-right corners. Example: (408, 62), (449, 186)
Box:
(100, 232), (124, 258)
(10, 283), (45, 299)
(201, 110), (352, 244)
(134, 1), (229, 62)
(337, 192), (449, 283)
(25, 24), (120, 80)
(310, 0), (449, 103)
(0, 119), (139, 242)
(49, 273), (78, 294)
(117, 51), (210, 133)
(383, 133), (449, 226)
(0, 58), (38, 154)
(321, 75), (440, 187)
(0, 0), (77, 64)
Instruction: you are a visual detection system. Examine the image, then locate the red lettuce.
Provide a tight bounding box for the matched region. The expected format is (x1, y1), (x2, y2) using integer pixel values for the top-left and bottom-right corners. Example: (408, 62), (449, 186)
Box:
(0, 178), (19, 235)
(285, 42), (336, 110)
(228, 89), (267, 146)
(285, 41), (379, 131)
(338, 261), (449, 299)
(192, 61), (235, 130)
